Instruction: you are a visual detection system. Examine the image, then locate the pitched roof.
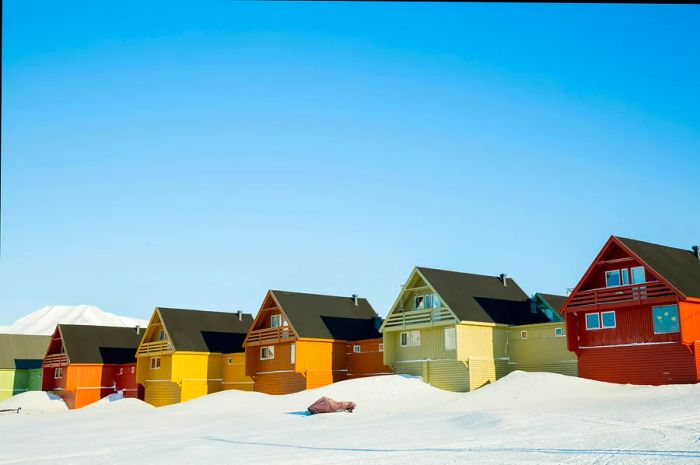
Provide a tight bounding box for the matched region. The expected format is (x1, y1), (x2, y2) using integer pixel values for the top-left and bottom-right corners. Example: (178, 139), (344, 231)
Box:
(0, 334), (51, 369)
(417, 267), (549, 325)
(271, 290), (382, 341)
(59, 324), (141, 364)
(157, 308), (254, 353)
(616, 237), (700, 298)
(536, 293), (568, 313)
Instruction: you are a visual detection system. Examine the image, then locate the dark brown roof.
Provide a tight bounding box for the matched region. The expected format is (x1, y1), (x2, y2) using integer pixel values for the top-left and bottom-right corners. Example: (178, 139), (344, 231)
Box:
(271, 290), (382, 341)
(537, 293), (568, 313)
(417, 267), (549, 325)
(59, 324), (141, 364)
(0, 334), (51, 369)
(157, 308), (253, 353)
(617, 237), (700, 298)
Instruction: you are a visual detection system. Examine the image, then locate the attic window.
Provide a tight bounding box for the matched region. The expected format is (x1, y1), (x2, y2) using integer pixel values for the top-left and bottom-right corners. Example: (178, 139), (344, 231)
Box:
(631, 266), (646, 284)
(270, 314), (282, 328)
(158, 330), (165, 341)
(605, 270), (621, 287)
(414, 294), (440, 310)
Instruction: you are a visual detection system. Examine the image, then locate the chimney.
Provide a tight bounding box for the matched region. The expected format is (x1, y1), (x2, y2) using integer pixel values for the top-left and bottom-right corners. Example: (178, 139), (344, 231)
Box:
(236, 310), (243, 321)
(352, 294), (359, 306)
(135, 325), (140, 335)
(499, 273), (508, 286)
(693, 245), (699, 259)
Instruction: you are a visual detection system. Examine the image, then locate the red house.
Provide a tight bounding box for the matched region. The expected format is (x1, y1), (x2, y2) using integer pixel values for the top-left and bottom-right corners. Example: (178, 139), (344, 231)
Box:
(42, 324), (142, 408)
(563, 236), (700, 385)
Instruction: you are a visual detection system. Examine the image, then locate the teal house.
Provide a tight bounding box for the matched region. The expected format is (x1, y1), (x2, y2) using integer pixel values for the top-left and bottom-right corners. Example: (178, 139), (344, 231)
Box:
(0, 334), (51, 401)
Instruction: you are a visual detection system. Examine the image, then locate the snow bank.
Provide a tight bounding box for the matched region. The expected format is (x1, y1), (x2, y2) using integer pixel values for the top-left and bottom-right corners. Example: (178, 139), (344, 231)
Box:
(0, 304), (148, 335)
(0, 391), (68, 414)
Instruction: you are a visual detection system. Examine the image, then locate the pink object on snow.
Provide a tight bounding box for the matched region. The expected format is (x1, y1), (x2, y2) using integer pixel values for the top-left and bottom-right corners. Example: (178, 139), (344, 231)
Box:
(307, 396), (356, 414)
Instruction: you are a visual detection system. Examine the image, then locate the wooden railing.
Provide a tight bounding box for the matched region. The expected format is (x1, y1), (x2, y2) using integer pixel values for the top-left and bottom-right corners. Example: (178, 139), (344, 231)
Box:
(137, 340), (174, 356)
(383, 307), (455, 330)
(42, 353), (68, 368)
(566, 281), (675, 310)
(245, 327), (295, 346)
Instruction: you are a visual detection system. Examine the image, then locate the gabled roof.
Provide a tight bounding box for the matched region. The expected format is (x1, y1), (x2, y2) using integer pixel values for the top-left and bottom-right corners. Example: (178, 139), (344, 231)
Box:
(0, 334), (51, 369)
(157, 308), (254, 353)
(417, 267), (549, 325)
(271, 290), (382, 341)
(616, 237), (700, 299)
(59, 324), (141, 364)
(536, 293), (567, 313)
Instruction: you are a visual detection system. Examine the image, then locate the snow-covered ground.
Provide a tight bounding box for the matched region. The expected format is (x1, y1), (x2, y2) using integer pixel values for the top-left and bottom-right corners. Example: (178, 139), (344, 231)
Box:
(0, 372), (698, 465)
(0, 304), (147, 335)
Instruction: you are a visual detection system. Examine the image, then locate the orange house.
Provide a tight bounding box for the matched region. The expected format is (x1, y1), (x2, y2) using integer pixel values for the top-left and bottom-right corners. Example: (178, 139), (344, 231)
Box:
(244, 290), (390, 395)
(42, 324), (142, 409)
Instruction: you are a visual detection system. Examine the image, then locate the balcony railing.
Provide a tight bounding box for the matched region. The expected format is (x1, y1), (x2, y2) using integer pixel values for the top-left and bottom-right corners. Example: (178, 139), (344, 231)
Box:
(383, 307), (455, 330)
(245, 327), (295, 346)
(42, 353), (68, 368)
(566, 281), (675, 311)
(137, 340), (174, 356)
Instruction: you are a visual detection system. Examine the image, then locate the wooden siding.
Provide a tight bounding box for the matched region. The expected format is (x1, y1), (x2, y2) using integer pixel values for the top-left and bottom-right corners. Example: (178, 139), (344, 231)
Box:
(221, 353), (254, 391)
(44, 364), (137, 409)
(384, 326), (457, 364)
(680, 301), (700, 345)
(0, 369), (43, 401)
(468, 357), (510, 391)
(456, 322), (508, 360)
(144, 381), (181, 407)
(578, 343), (699, 385)
(426, 360), (470, 392)
(345, 338), (391, 378)
(254, 372), (306, 395)
(507, 322), (578, 377)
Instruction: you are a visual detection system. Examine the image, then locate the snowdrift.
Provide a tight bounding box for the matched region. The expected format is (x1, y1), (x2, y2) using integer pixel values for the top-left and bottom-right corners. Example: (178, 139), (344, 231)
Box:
(0, 391), (68, 414)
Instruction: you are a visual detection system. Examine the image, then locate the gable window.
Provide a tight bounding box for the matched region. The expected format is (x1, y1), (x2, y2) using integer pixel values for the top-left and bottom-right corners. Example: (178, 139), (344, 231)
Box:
(444, 327), (456, 351)
(353, 345), (361, 353)
(621, 269), (630, 285)
(260, 346), (275, 360)
(150, 357), (161, 369)
(290, 343), (295, 364)
(601, 311), (616, 329)
(54, 367), (62, 379)
(270, 314), (281, 328)
(631, 266), (646, 284)
(414, 294), (440, 310)
(652, 304), (679, 334)
(554, 327), (564, 337)
(158, 330), (165, 341)
(585, 313), (601, 330)
(605, 270), (621, 287)
(400, 330), (421, 347)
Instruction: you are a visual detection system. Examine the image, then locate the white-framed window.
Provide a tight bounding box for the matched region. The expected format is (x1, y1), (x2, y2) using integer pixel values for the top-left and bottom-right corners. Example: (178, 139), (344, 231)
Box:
(227, 357), (233, 365)
(353, 345), (361, 353)
(270, 314), (281, 328)
(605, 270), (621, 287)
(150, 357), (161, 369)
(378, 343), (384, 352)
(400, 330), (421, 347)
(520, 330), (528, 340)
(54, 367), (62, 379)
(554, 327), (564, 337)
(444, 327), (456, 351)
(158, 330), (165, 341)
(601, 311), (616, 329)
(290, 343), (295, 364)
(260, 346), (275, 360)
(415, 294), (440, 309)
(631, 266), (646, 284)
(621, 269), (630, 285)
(585, 313), (601, 330)
(652, 304), (679, 334)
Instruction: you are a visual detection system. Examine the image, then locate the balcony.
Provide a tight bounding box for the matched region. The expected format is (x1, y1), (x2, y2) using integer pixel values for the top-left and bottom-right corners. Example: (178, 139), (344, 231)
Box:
(245, 327), (295, 346)
(383, 307), (455, 331)
(43, 353), (68, 368)
(566, 281), (676, 311)
(137, 340), (174, 356)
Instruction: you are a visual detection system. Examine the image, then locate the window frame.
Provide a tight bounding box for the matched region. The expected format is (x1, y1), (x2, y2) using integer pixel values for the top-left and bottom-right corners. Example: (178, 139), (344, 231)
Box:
(270, 314), (282, 328)
(158, 329), (165, 341)
(227, 357), (233, 365)
(601, 311), (617, 329)
(150, 357), (161, 370)
(353, 345), (361, 353)
(652, 304), (680, 335)
(631, 266), (646, 284)
(585, 313), (601, 330)
(444, 327), (456, 351)
(520, 330), (528, 340)
(554, 327), (564, 337)
(400, 330), (421, 347)
(378, 343), (384, 352)
(621, 269), (630, 285)
(290, 343), (295, 364)
(605, 270), (622, 287)
(260, 346), (275, 360)
(54, 367), (62, 379)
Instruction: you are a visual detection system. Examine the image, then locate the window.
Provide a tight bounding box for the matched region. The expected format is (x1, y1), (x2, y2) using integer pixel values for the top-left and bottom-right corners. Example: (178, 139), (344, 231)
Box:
(554, 327), (564, 337)
(605, 270), (621, 287)
(652, 304), (679, 334)
(118, 368), (124, 375)
(414, 295), (426, 309)
(158, 330), (165, 341)
(631, 266), (646, 284)
(621, 269), (630, 285)
(150, 357), (161, 369)
(585, 313), (601, 330)
(270, 314), (281, 328)
(601, 311), (616, 329)
(378, 343), (384, 352)
(444, 327), (456, 351)
(415, 294), (440, 309)
(290, 343), (295, 364)
(131, 366), (135, 374)
(400, 330), (421, 347)
(520, 330), (528, 340)
(227, 357), (233, 365)
(54, 367), (62, 379)
(260, 346), (275, 360)
(353, 345), (361, 353)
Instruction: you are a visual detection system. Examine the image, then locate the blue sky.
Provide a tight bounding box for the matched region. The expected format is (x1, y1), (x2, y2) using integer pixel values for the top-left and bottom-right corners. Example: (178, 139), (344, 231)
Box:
(2, 2), (699, 323)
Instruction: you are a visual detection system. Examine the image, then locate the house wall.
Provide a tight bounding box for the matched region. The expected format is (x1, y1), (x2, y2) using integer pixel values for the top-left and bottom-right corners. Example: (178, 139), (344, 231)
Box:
(221, 352), (254, 392)
(507, 322), (578, 377)
(384, 326), (457, 364)
(0, 370), (41, 400)
(679, 301), (700, 344)
(345, 338), (391, 378)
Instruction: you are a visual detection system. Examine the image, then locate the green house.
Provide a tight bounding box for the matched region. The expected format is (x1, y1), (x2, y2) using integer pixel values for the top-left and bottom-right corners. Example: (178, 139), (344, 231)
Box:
(0, 334), (51, 401)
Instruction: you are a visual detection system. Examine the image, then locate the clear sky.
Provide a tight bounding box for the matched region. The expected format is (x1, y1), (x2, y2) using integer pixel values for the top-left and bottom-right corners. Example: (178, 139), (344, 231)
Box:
(2, 2), (699, 323)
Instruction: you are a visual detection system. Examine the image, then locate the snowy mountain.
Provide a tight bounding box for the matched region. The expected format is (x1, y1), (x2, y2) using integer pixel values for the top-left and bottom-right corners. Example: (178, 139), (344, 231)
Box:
(0, 305), (148, 335)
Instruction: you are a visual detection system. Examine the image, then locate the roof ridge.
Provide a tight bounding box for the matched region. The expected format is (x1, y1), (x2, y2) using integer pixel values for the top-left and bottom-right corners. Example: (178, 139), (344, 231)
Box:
(271, 289), (367, 300)
(615, 236), (695, 254)
(157, 307), (253, 316)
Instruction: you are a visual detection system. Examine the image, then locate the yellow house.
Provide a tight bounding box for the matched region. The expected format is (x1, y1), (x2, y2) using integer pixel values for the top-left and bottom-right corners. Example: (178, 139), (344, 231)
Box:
(381, 267), (557, 392)
(136, 307), (253, 407)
